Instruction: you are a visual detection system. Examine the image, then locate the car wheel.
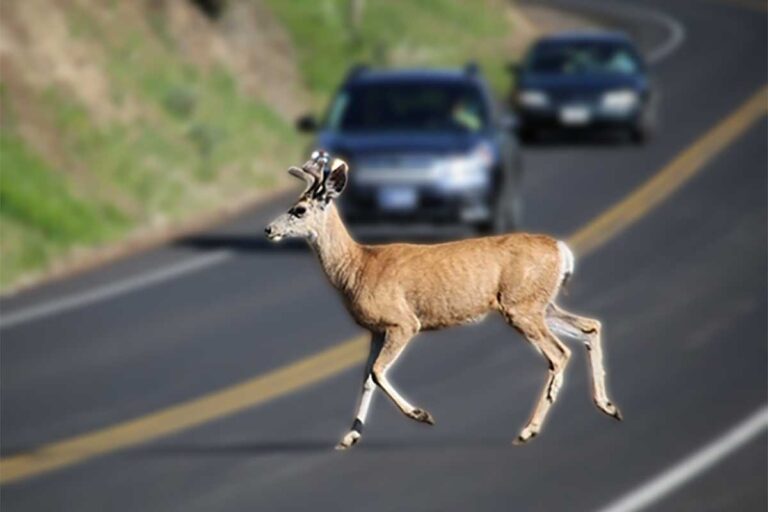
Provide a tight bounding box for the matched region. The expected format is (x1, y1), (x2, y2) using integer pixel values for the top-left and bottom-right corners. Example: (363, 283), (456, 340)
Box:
(477, 210), (504, 236)
(631, 108), (655, 144)
(519, 127), (539, 144)
(630, 123), (649, 144)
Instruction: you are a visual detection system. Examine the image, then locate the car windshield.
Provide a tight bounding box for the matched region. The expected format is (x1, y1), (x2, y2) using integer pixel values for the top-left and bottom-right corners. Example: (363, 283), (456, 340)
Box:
(326, 82), (489, 133)
(526, 40), (641, 75)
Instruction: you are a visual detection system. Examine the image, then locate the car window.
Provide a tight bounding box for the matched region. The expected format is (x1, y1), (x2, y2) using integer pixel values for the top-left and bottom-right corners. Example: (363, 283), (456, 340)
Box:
(326, 82), (488, 133)
(526, 41), (642, 75)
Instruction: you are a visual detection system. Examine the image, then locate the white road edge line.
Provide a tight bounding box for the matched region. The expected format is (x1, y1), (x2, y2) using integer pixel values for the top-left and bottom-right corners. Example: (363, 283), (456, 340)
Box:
(0, 1), (687, 330)
(625, 3), (686, 64)
(0, 251), (231, 330)
(556, 0), (686, 64)
(595, 405), (768, 512)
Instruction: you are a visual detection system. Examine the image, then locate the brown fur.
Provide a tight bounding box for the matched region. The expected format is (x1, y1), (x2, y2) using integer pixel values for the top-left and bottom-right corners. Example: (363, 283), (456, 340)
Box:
(314, 205), (562, 333)
(266, 155), (621, 449)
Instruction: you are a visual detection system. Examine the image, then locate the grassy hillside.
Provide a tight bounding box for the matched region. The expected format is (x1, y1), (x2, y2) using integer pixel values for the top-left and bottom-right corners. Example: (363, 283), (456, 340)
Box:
(0, 0), (524, 292)
(0, 0), (302, 290)
(264, 0), (520, 102)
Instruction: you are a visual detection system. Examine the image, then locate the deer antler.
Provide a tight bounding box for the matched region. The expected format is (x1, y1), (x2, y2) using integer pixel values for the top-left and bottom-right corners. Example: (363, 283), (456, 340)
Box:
(288, 149), (326, 185)
(287, 149), (334, 193)
(287, 166), (315, 192)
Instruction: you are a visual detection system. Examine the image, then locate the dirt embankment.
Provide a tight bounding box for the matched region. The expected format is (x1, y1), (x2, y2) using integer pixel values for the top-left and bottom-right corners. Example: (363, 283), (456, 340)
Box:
(1, 0), (305, 125)
(0, 0), (306, 293)
(0, 0), (598, 295)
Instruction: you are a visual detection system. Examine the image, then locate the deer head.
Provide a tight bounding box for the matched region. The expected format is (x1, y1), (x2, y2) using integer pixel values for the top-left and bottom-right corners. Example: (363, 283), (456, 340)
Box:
(265, 150), (349, 243)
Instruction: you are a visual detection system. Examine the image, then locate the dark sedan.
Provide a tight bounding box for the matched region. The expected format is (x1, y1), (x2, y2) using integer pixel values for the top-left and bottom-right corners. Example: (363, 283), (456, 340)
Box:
(513, 32), (656, 143)
(297, 66), (523, 234)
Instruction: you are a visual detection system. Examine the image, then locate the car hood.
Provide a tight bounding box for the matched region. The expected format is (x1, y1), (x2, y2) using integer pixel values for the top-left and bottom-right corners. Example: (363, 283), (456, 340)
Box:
(519, 73), (645, 95)
(317, 132), (486, 159)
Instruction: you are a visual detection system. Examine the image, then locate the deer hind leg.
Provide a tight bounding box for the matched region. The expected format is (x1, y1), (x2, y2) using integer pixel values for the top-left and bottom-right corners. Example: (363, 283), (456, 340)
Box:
(371, 324), (435, 426)
(506, 308), (571, 444)
(336, 332), (383, 450)
(546, 303), (622, 421)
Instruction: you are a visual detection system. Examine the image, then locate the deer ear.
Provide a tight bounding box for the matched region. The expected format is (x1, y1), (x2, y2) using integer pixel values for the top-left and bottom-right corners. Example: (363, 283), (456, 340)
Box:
(324, 158), (348, 199)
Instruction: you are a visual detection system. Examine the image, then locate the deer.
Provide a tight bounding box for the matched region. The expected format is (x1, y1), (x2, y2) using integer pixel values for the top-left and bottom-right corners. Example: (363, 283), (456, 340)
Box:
(265, 150), (622, 450)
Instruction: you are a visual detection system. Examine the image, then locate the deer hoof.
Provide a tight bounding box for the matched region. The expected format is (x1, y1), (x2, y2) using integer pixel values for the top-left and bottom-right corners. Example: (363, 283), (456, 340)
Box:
(335, 431), (361, 450)
(513, 428), (538, 445)
(409, 408), (435, 425)
(599, 401), (624, 421)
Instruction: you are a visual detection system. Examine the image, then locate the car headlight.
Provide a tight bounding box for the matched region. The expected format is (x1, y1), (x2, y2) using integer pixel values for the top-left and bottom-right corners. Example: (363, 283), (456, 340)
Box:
(602, 89), (639, 111)
(518, 90), (549, 108)
(437, 143), (494, 190)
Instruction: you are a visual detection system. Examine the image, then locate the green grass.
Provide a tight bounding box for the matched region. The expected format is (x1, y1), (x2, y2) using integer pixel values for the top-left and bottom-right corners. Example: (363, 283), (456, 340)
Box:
(0, 134), (125, 242)
(0, 2), (300, 290)
(0, 133), (128, 287)
(263, 0), (517, 101)
(0, 0), (519, 291)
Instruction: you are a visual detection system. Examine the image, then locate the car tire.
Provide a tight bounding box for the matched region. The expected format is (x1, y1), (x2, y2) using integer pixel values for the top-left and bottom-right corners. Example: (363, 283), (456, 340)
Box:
(519, 127), (539, 145)
(631, 106), (655, 144)
(477, 214), (502, 236)
(630, 123), (650, 144)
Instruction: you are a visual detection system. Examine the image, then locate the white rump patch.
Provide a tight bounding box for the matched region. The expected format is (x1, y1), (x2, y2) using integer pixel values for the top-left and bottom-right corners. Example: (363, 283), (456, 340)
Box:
(557, 240), (575, 286)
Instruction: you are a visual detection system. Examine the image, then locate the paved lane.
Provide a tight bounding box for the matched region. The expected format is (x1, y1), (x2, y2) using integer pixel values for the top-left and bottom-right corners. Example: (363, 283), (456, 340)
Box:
(1, 0), (766, 510)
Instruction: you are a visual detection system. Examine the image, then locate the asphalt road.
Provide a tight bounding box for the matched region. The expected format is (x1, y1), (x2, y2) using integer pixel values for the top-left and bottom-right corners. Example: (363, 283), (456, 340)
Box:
(1, 1), (766, 510)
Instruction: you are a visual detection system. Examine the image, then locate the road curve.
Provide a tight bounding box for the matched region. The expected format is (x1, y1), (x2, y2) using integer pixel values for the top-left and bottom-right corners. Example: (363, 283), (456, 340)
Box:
(1, 1), (766, 510)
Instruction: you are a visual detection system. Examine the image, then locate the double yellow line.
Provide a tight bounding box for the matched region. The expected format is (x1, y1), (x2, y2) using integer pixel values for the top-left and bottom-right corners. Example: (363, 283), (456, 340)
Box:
(2, 86), (766, 485)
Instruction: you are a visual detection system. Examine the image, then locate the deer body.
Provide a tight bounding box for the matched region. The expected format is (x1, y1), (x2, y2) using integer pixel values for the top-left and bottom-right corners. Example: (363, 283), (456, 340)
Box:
(313, 204), (564, 333)
(266, 151), (622, 450)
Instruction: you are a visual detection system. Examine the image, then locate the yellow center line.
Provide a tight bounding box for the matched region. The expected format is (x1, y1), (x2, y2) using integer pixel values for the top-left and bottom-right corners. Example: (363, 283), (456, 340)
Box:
(1, 336), (370, 484)
(1, 86), (766, 485)
(569, 86), (768, 255)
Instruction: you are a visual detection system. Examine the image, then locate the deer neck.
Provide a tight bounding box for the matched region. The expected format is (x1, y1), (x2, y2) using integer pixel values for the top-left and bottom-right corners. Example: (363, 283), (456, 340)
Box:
(310, 203), (362, 291)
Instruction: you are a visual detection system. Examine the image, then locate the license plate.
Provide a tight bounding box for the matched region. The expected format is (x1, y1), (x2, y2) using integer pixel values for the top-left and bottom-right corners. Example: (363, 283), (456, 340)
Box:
(378, 187), (417, 210)
(560, 105), (591, 125)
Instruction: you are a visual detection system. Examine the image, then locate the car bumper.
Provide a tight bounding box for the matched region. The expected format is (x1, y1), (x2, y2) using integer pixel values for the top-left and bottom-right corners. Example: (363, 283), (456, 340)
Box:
(340, 186), (493, 224)
(519, 104), (642, 130)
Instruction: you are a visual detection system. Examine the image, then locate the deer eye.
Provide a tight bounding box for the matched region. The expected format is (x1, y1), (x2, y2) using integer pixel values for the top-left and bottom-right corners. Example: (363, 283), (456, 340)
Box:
(292, 206), (307, 217)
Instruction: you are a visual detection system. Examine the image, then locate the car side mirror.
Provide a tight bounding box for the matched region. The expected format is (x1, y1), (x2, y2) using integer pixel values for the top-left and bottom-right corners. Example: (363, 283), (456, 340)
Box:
(296, 114), (318, 133)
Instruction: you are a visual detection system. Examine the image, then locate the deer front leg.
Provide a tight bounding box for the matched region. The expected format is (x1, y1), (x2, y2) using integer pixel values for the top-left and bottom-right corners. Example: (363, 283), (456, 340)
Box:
(336, 333), (382, 450)
(371, 325), (435, 426)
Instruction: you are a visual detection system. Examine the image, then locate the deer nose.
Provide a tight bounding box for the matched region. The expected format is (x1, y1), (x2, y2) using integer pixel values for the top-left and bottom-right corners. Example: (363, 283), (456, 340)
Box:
(264, 225), (273, 237)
